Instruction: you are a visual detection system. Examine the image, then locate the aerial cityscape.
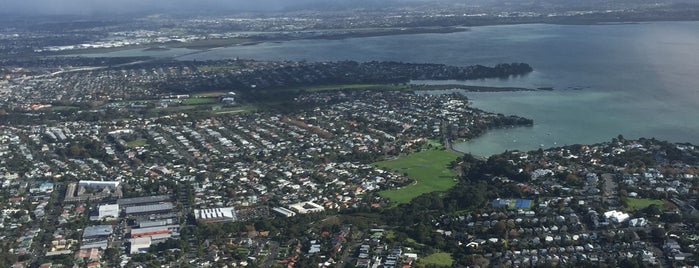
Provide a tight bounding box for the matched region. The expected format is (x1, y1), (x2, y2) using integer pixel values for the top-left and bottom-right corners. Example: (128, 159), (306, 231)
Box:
(1, 0), (698, 267)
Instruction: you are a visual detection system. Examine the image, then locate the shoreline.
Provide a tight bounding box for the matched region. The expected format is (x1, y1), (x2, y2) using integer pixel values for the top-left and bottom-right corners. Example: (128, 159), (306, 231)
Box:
(37, 20), (699, 58)
(41, 26), (469, 57)
(410, 84), (536, 92)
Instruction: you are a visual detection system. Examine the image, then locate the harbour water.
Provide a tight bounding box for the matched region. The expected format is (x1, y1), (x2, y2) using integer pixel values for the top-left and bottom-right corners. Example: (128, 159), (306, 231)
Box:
(83, 21), (699, 156)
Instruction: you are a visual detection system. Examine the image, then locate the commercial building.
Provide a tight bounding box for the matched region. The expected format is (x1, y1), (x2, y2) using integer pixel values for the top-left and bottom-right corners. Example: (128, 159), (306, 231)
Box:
(79, 180), (120, 189)
(82, 225), (114, 238)
(96, 204), (119, 220)
(125, 202), (174, 216)
(129, 237), (151, 254)
(289, 201), (325, 214)
(138, 218), (174, 228)
(64, 181), (123, 203)
(272, 207), (297, 217)
(604, 210), (630, 223)
(194, 207), (237, 223)
(117, 195), (170, 208)
(130, 224), (179, 238)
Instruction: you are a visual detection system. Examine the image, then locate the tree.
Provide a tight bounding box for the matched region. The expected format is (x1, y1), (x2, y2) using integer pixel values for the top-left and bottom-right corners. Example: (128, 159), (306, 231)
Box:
(643, 204), (662, 217)
(492, 221), (507, 237)
(651, 227), (666, 243)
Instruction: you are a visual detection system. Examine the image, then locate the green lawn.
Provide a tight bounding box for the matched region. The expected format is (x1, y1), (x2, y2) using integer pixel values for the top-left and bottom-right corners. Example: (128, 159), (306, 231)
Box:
(425, 139), (444, 150)
(182, 97), (218, 105)
(157, 105), (199, 112)
(420, 252), (454, 267)
(375, 150), (459, 205)
(623, 197), (664, 211)
(193, 91), (227, 97)
(126, 139), (148, 148)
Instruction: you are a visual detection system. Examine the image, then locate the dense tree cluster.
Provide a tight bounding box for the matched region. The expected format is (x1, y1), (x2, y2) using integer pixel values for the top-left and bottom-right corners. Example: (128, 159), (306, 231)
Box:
(159, 60), (533, 93)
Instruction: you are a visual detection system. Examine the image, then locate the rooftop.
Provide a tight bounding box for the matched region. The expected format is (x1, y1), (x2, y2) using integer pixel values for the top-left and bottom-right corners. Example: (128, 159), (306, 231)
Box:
(117, 195), (170, 206)
(82, 225), (113, 238)
(125, 202), (174, 215)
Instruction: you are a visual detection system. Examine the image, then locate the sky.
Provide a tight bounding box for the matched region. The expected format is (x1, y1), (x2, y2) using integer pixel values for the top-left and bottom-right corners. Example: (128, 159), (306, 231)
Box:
(0, 0), (434, 16)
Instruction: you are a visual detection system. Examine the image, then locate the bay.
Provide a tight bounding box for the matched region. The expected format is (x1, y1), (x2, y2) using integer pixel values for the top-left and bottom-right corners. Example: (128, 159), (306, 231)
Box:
(85, 21), (699, 156)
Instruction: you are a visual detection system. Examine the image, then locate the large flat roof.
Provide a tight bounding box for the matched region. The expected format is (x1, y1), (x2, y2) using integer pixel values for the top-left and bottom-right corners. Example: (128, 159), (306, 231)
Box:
(83, 225), (113, 238)
(80, 240), (109, 250)
(131, 225), (179, 235)
(79, 180), (120, 188)
(118, 195), (170, 206)
(125, 202), (174, 215)
(194, 207), (237, 221)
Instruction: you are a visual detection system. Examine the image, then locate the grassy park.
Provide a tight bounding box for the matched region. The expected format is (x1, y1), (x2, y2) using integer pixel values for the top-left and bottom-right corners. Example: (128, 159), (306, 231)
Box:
(126, 139), (148, 148)
(182, 97), (218, 105)
(623, 197), (665, 211)
(375, 149), (459, 205)
(420, 252), (454, 267)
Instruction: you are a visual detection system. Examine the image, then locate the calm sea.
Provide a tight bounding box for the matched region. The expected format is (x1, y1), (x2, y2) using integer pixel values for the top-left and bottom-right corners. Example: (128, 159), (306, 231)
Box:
(85, 21), (699, 156)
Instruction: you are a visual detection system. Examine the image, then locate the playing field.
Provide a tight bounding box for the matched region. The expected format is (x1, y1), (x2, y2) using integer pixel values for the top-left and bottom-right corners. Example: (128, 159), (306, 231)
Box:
(623, 197), (664, 210)
(182, 97), (218, 105)
(420, 252), (454, 267)
(375, 150), (459, 205)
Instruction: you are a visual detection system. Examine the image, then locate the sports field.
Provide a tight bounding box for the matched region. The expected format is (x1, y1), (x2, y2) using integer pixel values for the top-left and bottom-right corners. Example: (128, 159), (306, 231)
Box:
(375, 150), (459, 205)
(623, 197), (664, 211)
(420, 252), (454, 267)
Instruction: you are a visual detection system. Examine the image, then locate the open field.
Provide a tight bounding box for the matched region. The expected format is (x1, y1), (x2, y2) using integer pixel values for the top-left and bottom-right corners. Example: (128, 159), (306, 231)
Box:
(375, 150), (459, 205)
(193, 91), (227, 97)
(182, 97), (218, 105)
(420, 252), (454, 267)
(425, 139), (445, 150)
(126, 139), (148, 148)
(623, 197), (664, 211)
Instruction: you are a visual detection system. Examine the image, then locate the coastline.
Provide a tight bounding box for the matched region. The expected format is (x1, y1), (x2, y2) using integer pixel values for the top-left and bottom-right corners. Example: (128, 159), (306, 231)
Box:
(39, 20), (699, 58)
(42, 26), (469, 57)
(410, 84), (536, 92)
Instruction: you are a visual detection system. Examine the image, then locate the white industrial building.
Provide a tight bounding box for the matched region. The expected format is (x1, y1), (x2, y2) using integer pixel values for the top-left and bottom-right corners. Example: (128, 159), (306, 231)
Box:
(272, 207), (297, 217)
(194, 207), (237, 223)
(97, 204), (119, 220)
(130, 237), (151, 254)
(79, 180), (120, 189)
(289, 201), (325, 214)
(604, 210), (630, 223)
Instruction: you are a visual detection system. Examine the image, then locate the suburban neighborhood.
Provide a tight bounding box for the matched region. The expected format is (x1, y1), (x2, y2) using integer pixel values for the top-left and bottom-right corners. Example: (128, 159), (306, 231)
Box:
(0, 5), (698, 266)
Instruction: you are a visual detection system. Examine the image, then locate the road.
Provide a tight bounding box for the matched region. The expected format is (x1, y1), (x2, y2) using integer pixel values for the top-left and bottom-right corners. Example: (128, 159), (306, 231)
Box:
(602, 173), (620, 209)
(441, 120), (460, 154)
(260, 241), (280, 268)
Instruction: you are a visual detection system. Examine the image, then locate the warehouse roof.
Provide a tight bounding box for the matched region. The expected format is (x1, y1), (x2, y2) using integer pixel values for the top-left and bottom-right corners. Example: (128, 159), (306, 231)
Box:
(117, 195), (170, 206)
(83, 225), (113, 238)
(125, 202), (174, 215)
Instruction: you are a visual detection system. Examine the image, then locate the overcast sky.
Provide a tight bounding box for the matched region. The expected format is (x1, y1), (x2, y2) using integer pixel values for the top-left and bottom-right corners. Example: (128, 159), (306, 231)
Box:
(0, 0), (437, 16)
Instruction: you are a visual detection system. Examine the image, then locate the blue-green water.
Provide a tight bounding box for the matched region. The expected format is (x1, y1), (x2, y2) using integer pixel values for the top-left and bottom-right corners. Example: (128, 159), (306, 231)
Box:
(85, 22), (699, 156)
